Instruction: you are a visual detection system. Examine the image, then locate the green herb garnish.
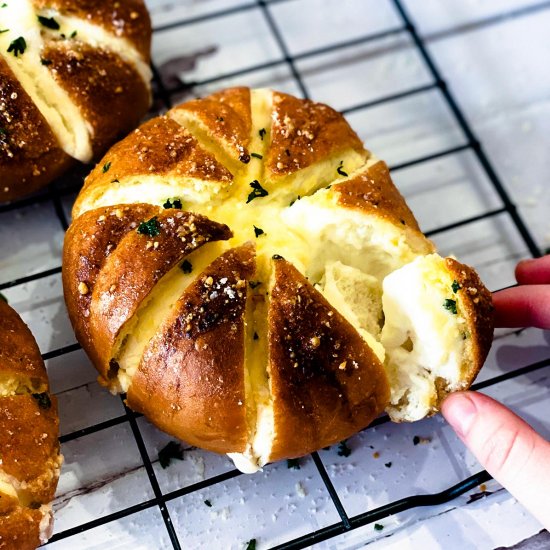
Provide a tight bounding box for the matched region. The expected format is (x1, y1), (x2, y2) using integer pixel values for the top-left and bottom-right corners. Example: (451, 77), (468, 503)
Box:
(246, 539), (257, 550)
(249, 281), (261, 289)
(0, 293), (7, 303)
(253, 332), (259, 341)
(181, 260), (193, 274)
(337, 440), (351, 457)
(289, 195), (301, 207)
(158, 441), (184, 469)
(204, 499), (212, 507)
(451, 280), (461, 293)
(259, 128), (266, 140)
(0, 127), (7, 137)
(0, 4), (7, 8)
(287, 458), (300, 470)
(102, 161), (111, 173)
(253, 225), (264, 238)
(0, 29), (8, 34)
(272, 254), (284, 260)
(137, 217), (160, 237)
(246, 180), (268, 203)
(374, 523), (384, 531)
(163, 197), (182, 209)
(251, 152), (263, 159)
(337, 160), (348, 177)
(69, 30), (77, 38)
(37, 15), (60, 30)
(443, 298), (457, 314)
(7, 36), (26, 57)
(32, 392), (51, 410)
(40, 58), (52, 65)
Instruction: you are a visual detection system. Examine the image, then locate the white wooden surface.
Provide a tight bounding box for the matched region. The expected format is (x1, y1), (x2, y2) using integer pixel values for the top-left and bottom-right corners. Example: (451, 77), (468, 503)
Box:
(0, 0), (549, 548)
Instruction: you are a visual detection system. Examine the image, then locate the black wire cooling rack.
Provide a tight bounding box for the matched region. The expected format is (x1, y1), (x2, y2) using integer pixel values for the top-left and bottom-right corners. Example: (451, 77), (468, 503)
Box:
(1, 0), (549, 548)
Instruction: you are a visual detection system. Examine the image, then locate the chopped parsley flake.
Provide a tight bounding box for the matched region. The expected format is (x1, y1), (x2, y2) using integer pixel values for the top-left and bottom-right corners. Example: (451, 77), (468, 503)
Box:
(259, 128), (266, 140)
(32, 392), (51, 410)
(452, 280), (461, 293)
(251, 152), (263, 159)
(253, 225), (264, 238)
(7, 36), (26, 57)
(158, 441), (184, 469)
(163, 197), (182, 209)
(0, 292), (7, 303)
(40, 58), (52, 66)
(253, 332), (259, 341)
(337, 440), (351, 457)
(443, 298), (457, 315)
(0, 4), (7, 8)
(287, 458), (300, 470)
(246, 539), (257, 550)
(246, 180), (268, 203)
(0, 127), (7, 137)
(204, 499), (212, 507)
(272, 254), (284, 260)
(337, 160), (348, 177)
(0, 29), (8, 34)
(248, 281), (262, 289)
(37, 15), (60, 30)
(289, 195), (301, 207)
(102, 161), (111, 173)
(374, 523), (384, 531)
(70, 30), (77, 38)
(181, 260), (193, 274)
(137, 217), (160, 237)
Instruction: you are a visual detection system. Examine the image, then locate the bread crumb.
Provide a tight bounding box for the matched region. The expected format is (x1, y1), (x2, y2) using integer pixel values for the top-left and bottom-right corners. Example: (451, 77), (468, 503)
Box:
(338, 361), (346, 370)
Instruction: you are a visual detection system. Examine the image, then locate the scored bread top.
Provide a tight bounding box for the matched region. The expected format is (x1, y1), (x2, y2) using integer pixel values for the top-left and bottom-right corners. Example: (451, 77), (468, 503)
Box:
(0, 0), (152, 202)
(64, 87), (493, 470)
(0, 301), (61, 548)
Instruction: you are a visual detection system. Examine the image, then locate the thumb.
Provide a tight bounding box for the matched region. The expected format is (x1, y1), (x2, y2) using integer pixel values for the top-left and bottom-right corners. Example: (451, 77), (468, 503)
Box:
(442, 391), (550, 529)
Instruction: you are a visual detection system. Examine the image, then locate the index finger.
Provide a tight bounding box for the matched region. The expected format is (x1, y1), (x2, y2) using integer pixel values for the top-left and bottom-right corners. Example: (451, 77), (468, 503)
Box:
(492, 285), (550, 328)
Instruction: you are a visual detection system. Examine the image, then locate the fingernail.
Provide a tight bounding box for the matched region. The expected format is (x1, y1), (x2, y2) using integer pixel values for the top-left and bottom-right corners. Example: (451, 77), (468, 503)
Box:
(442, 393), (478, 439)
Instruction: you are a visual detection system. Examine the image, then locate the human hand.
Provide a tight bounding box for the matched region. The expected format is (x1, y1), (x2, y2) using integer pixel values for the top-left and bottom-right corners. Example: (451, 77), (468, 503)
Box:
(442, 256), (550, 530)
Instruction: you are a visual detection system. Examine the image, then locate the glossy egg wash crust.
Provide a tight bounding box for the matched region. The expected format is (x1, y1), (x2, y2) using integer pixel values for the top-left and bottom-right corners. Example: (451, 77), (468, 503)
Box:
(0, 301), (62, 549)
(0, 0), (151, 201)
(63, 87), (494, 473)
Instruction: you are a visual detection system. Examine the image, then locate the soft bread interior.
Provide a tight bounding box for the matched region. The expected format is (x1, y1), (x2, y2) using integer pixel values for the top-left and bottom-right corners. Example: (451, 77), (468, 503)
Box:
(381, 254), (469, 421)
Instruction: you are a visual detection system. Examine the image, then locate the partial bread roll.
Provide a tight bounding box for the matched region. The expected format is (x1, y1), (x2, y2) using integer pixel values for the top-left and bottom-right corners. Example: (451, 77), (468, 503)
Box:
(0, 0), (152, 202)
(63, 87), (493, 473)
(0, 300), (62, 549)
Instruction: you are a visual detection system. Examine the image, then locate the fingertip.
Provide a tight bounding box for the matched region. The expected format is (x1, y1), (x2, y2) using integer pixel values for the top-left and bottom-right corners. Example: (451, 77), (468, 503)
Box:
(441, 391), (477, 439)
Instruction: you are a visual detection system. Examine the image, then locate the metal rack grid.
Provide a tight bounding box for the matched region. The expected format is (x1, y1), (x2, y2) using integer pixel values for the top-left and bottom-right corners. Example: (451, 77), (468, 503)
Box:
(1, 0), (548, 548)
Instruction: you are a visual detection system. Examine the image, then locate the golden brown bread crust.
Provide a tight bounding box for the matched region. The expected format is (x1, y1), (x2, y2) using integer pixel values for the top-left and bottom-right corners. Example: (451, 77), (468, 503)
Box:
(446, 258), (494, 390)
(171, 87), (252, 164)
(0, 302), (60, 548)
(267, 258), (390, 460)
(0, 396), (60, 504)
(0, 507), (44, 550)
(63, 205), (232, 379)
(265, 91), (364, 178)
(42, 41), (151, 156)
(31, 0), (152, 60)
(127, 244), (255, 454)
(0, 0), (151, 202)
(0, 301), (48, 389)
(335, 160), (422, 233)
(0, 57), (73, 202)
